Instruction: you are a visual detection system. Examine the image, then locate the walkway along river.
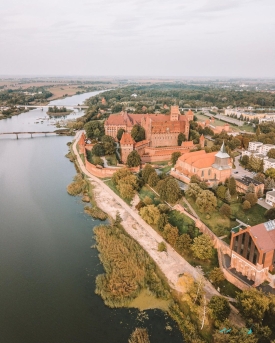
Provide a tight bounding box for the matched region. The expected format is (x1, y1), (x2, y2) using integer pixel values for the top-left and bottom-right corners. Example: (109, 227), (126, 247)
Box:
(0, 91), (182, 343)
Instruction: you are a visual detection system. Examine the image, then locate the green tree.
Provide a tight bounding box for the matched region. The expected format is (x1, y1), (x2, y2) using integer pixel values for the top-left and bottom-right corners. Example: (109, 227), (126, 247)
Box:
(225, 189), (231, 202)
(241, 155), (250, 167)
(209, 267), (225, 285)
(142, 164), (155, 183)
(92, 143), (105, 157)
(236, 288), (270, 322)
(219, 203), (231, 218)
(208, 296), (230, 322)
(176, 234), (192, 253)
(117, 128), (125, 141)
(171, 152), (181, 165)
(244, 192), (258, 206)
(148, 171), (159, 187)
(157, 203), (170, 214)
(246, 183), (255, 194)
(242, 200), (251, 210)
(104, 142), (116, 155)
(264, 207), (275, 220)
(131, 124), (145, 142)
(127, 150), (141, 167)
(265, 168), (275, 179)
(158, 178), (181, 204)
(228, 177), (236, 195)
(84, 121), (104, 139)
(267, 148), (275, 158)
(143, 196), (153, 205)
(157, 213), (168, 231)
(216, 185), (227, 199)
(163, 223), (179, 246)
(140, 205), (160, 225)
(254, 173), (265, 184)
(177, 133), (186, 145)
(191, 235), (213, 260)
(158, 242), (167, 252)
(249, 155), (263, 172)
(101, 135), (115, 144)
(190, 175), (202, 184)
(195, 190), (217, 213)
(185, 183), (202, 200)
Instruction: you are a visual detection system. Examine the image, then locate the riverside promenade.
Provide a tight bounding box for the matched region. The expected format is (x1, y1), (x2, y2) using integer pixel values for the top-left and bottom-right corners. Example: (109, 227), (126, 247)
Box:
(72, 131), (220, 300)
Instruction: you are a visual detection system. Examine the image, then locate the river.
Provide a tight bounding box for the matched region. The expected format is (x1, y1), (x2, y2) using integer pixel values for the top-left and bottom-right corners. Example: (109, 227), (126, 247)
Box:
(0, 91), (183, 343)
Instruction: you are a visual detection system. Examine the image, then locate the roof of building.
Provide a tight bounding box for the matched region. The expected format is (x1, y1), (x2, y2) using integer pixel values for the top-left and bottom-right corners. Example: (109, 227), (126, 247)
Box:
(266, 158), (275, 163)
(151, 120), (186, 134)
(266, 191), (275, 197)
(182, 141), (194, 147)
(185, 109), (194, 116)
(135, 139), (150, 148)
(235, 176), (264, 186)
(177, 150), (217, 169)
(249, 221), (275, 253)
(120, 132), (135, 145)
(215, 141), (230, 159)
(104, 112), (144, 126)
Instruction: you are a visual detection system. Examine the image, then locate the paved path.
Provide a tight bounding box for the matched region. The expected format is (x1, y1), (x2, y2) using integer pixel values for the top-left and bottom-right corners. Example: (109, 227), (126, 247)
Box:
(72, 131), (220, 300)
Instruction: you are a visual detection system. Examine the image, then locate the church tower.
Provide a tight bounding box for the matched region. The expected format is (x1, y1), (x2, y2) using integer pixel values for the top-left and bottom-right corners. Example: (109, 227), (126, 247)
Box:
(213, 141), (231, 169)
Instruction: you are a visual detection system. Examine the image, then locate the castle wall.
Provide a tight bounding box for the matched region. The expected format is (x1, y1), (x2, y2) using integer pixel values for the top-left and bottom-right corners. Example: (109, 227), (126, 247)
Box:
(150, 133), (179, 147)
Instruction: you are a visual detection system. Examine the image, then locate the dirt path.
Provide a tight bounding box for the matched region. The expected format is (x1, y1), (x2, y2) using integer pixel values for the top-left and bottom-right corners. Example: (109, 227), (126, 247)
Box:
(73, 132), (220, 300)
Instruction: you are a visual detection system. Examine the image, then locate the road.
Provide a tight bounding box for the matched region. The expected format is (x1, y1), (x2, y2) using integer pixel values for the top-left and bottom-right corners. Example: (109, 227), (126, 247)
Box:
(233, 155), (254, 179)
(202, 110), (244, 126)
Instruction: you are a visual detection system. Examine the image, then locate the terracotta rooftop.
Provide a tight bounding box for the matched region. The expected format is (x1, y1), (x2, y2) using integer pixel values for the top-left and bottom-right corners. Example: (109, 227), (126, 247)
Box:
(177, 150), (217, 169)
(105, 112), (144, 126)
(135, 139), (150, 147)
(120, 132), (135, 145)
(186, 109), (194, 116)
(249, 221), (275, 252)
(151, 121), (186, 134)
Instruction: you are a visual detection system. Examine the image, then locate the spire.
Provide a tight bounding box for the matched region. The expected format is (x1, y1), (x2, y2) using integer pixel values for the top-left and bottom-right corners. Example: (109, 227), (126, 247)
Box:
(220, 140), (226, 153)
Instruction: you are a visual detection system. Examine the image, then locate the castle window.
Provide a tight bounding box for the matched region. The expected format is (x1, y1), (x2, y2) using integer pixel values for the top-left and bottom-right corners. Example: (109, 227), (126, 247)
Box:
(208, 169), (211, 176)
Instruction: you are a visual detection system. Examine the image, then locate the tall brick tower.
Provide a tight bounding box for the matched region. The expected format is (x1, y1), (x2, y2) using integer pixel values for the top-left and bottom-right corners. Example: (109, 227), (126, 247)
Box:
(170, 106), (180, 121)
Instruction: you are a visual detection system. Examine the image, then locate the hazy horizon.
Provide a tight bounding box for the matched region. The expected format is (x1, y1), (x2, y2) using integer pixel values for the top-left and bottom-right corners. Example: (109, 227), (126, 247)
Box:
(1, 0), (275, 78)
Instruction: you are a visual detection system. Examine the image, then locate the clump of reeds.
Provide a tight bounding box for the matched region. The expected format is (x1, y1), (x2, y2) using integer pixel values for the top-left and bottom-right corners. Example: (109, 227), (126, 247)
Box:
(84, 206), (108, 220)
(93, 224), (170, 308)
(128, 328), (150, 343)
(65, 151), (74, 162)
(67, 173), (86, 196)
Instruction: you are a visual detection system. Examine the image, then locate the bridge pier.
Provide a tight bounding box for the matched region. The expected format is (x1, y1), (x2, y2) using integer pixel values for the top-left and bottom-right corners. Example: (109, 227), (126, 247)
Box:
(16, 134), (18, 140)
(31, 133), (33, 138)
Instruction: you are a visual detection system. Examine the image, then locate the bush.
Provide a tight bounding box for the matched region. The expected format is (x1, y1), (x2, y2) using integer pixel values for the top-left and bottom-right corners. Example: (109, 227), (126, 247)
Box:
(158, 242), (167, 252)
(208, 296), (230, 322)
(242, 200), (251, 210)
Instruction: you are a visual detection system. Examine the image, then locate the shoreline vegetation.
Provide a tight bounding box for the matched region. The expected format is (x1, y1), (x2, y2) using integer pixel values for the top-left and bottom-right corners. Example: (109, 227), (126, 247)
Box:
(66, 148), (209, 342)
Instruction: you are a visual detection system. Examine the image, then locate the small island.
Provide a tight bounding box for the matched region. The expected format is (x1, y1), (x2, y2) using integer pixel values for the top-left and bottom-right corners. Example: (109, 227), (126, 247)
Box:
(47, 105), (72, 116)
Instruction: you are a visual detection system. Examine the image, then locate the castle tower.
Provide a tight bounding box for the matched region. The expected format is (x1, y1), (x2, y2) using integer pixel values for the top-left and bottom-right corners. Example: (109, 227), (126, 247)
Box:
(170, 106), (180, 121)
(199, 134), (205, 147)
(120, 132), (135, 163)
(78, 132), (86, 154)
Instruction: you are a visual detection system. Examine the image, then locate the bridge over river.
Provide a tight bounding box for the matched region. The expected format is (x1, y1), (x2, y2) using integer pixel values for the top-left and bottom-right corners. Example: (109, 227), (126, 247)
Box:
(13, 105), (89, 110)
(0, 131), (64, 139)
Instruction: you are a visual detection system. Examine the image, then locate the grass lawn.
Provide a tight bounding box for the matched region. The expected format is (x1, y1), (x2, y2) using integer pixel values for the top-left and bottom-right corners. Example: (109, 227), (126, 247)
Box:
(168, 210), (195, 234)
(138, 185), (161, 206)
(105, 154), (117, 166)
(195, 113), (237, 131)
(238, 123), (255, 133)
(159, 165), (172, 174)
(231, 202), (266, 226)
(187, 197), (238, 238)
(105, 180), (132, 205)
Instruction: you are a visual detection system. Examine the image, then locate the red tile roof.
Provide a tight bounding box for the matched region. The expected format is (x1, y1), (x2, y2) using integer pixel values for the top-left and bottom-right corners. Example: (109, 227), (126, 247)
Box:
(177, 150), (216, 169)
(120, 132), (135, 145)
(249, 222), (275, 253)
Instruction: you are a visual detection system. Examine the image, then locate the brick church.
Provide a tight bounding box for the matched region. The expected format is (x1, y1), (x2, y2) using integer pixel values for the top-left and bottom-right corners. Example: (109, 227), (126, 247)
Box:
(104, 106), (195, 163)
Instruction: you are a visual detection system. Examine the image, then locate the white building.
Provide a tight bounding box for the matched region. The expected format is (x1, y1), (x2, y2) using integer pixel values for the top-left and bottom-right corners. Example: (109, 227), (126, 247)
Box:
(266, 190), (275, 206)
(242, 142), (275, 172)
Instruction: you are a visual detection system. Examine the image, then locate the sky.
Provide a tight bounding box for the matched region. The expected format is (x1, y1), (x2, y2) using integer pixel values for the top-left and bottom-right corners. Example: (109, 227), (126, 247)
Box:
(1, 0), (275, 78)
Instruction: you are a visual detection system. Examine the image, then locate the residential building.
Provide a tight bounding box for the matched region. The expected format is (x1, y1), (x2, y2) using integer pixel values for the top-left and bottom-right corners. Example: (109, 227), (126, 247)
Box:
(266, 191), (275, 207)
(235, 176), (264, 195)
(241, 142), (275, 172)
(230, 221), (275, 285)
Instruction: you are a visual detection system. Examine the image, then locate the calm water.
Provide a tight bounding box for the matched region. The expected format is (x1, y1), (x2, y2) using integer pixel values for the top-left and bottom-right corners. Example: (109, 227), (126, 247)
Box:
(0, 92), (183, 343)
